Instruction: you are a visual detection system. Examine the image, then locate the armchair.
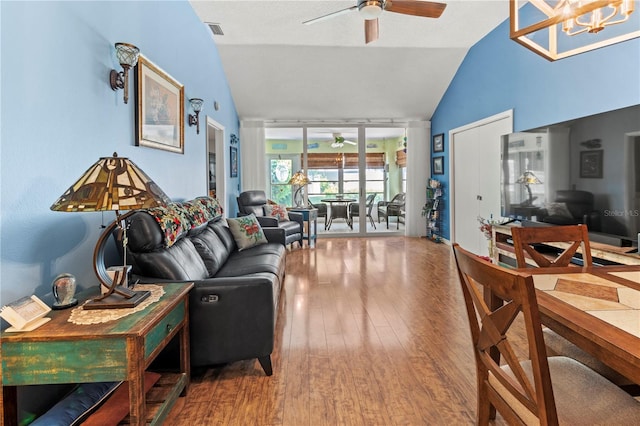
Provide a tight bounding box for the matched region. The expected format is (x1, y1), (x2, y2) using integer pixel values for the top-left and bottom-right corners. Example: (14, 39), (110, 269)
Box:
(377, 192), (405, 229)
(237, 190), (303, 247)
(540, 190), (601, 231)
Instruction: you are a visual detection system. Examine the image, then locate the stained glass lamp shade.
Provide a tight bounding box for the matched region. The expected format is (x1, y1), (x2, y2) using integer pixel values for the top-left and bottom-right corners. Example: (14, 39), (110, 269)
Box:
(288, 171), (310, 208)
(51, 153), (170, 308)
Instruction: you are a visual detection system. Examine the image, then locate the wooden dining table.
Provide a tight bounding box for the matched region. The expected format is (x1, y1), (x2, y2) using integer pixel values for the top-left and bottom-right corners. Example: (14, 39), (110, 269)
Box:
(520, 264), (640, 384)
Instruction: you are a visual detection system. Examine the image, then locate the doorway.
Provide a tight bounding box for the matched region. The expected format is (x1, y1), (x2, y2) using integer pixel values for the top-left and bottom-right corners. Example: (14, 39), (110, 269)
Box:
(206, 117), (226, 210)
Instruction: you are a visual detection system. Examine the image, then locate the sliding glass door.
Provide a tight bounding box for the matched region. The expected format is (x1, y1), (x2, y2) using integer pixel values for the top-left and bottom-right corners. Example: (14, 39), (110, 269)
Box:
(265, 124), (407, 237)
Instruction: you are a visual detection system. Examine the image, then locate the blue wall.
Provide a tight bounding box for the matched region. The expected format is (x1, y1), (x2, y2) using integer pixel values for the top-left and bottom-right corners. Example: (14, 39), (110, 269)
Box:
(1, 0), (239, 308)
(431, 18), (640, 240)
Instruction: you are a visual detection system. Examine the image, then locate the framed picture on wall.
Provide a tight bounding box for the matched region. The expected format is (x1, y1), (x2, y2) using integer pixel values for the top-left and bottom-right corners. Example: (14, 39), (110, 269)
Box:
(580, 150), (603, 178)
(433, 156), (444, 175)
(135, 55), (185, 154)
(230, 146), (238, 178)
(432, 133), (444, 153)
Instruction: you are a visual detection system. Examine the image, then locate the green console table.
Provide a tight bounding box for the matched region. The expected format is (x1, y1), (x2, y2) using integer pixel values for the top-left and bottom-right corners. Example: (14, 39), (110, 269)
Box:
(1, 282), (193, 425)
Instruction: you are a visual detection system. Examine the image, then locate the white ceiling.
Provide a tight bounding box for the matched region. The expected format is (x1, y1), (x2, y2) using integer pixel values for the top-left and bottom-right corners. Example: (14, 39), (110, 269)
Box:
(190, 0), (510, 122)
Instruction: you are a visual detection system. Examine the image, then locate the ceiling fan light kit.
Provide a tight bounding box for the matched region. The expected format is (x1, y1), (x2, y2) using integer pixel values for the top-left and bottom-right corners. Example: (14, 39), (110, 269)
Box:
(304, 0), (447, 44)
(359, 0), (385, 20)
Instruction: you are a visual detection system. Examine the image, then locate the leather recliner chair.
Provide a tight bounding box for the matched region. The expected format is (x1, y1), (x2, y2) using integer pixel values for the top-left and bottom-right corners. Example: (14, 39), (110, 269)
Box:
(237, 190), (304, 247)
(541, 190), (601, 231)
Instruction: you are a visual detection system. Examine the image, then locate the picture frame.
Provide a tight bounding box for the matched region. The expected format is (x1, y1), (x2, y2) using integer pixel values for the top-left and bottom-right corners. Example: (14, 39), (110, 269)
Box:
(230, 146), (238, 178)
(432, 133), (444, 153)
(580, 150), (603, 178)
(433, 156), (444, 175)
(135, 55), (185, 153)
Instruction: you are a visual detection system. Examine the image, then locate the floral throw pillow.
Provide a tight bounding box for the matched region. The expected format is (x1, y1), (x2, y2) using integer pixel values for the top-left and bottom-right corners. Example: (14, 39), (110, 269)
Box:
(226, 214), (268, 250)
(264, 204), (289, 221)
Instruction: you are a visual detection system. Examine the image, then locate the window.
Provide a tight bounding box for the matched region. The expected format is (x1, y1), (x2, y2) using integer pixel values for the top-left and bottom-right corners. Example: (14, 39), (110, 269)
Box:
(270, 159), (293, 205)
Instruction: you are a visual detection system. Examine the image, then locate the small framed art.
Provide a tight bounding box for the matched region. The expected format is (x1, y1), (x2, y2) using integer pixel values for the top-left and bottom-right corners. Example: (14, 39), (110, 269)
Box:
(432, 133), (444, 153)
(580, 150), (603, 178)
(230, 146), (238, 178)
(433, 156), (444, 175)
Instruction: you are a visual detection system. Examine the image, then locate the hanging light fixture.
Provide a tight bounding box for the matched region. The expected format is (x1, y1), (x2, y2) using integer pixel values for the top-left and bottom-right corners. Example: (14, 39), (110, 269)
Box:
(510, 0), (639, 61)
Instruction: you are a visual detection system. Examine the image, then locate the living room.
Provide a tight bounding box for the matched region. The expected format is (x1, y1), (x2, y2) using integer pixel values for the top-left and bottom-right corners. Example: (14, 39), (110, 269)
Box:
(2, 0), (640, 424)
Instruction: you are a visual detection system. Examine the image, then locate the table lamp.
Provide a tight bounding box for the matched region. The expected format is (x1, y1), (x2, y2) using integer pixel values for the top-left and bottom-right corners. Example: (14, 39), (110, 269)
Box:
(516, 170), (543, 206)
(288, 171), (310, 208)
(51, 152), (171, 309)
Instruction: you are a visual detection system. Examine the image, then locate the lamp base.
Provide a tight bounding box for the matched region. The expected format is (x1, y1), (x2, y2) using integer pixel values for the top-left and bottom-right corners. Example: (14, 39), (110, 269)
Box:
(83, 288), (150, 310)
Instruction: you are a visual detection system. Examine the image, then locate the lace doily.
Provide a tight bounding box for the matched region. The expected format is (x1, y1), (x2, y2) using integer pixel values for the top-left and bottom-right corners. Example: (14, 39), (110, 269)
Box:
(68, 284), (165, 325)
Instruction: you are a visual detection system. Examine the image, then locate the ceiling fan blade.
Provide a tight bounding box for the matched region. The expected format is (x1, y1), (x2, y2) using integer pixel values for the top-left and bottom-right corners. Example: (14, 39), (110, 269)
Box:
(385, 0), (446, 18)
(303, 6), (358, 25)
(365, 19), (379, 44)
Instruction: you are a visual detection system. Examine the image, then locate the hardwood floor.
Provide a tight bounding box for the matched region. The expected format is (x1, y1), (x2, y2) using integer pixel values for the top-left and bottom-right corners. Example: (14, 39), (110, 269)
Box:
(165, 237), (507, 425)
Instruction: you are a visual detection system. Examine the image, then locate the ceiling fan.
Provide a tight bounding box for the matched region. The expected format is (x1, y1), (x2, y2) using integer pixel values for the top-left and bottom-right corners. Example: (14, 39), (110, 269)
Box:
(329, 133), (357, 148)
(303, 0), (447, 44)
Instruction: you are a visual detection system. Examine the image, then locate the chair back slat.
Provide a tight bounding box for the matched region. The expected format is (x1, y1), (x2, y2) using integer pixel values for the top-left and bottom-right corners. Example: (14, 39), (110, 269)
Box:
(453, 244), (559, 425)
(511, 224), (592, 268)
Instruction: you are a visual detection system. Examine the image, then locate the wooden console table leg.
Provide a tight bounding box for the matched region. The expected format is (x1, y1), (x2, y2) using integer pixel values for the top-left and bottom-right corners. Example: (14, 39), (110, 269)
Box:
(2, 386), (18, 426)
(128, 339), (146, 426)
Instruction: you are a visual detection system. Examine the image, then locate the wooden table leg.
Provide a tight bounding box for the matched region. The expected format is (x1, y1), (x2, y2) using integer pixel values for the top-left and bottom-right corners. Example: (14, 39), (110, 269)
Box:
(2, 386), (18, 426)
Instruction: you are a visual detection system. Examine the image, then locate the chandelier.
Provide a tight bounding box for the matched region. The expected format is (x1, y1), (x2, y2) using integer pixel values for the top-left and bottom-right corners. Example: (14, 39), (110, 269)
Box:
(510, 0), (639, 61)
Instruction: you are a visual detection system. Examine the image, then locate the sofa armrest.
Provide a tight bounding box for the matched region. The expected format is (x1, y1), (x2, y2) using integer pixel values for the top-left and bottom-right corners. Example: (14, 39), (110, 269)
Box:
(287, 211), (304, 228)
(262, 227), (286, 245)
(256, 216), (279, 227)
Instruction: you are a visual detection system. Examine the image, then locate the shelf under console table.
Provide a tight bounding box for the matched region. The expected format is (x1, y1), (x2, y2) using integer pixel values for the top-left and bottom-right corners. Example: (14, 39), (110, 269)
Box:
(492, 224), (640, 267)
(1, 282), (193, 426)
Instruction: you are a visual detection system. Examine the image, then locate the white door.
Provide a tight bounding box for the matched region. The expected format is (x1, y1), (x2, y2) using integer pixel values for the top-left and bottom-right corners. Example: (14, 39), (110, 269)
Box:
(451, 111), (513, 255)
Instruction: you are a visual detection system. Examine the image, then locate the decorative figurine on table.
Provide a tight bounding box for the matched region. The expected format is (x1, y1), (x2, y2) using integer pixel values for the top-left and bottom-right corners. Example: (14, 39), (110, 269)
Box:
(52, 273), (78, 309)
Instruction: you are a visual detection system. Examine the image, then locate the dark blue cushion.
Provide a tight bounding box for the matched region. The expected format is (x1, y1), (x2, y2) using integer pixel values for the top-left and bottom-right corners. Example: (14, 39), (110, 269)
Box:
(31, 381), (120, 426)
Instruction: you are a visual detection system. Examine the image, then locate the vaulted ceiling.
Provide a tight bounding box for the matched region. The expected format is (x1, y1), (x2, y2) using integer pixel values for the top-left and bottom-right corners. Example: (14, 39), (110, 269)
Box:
(190, 1), (510, 121)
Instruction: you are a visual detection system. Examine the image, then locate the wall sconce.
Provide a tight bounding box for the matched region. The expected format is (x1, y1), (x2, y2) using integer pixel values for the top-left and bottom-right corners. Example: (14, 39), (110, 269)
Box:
(109, 42), (140, 104)
(188, 98), (204, 134)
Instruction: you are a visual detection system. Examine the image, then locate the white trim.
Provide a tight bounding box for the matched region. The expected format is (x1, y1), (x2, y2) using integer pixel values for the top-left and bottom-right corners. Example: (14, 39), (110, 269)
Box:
(206, 117), (226, 215)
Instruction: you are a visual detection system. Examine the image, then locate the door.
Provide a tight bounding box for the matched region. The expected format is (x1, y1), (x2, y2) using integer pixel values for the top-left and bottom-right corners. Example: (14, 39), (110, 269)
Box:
(451, 111), (513, 255)
(206, 118), (226, 207)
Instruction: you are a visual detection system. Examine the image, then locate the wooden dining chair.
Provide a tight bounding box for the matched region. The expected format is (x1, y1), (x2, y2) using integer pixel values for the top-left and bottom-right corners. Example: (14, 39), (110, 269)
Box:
(511, 224), (634, 387)
(510, 224), (592, 268)
(452, 243), (640, 425)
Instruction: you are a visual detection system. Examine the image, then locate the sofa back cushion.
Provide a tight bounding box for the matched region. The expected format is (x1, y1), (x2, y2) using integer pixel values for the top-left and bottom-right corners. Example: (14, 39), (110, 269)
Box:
(211, 220), (238, 253)
(130, 238), (209, 281)
(191, 226), (231, 276)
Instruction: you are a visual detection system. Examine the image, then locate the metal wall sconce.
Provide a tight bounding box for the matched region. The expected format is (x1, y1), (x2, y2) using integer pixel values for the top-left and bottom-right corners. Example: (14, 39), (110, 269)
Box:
(188, 98), (204, 134)
(109, 42), (140, 104)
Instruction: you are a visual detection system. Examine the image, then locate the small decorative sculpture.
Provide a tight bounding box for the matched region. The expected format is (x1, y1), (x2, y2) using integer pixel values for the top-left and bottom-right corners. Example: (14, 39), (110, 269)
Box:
(52, 273), (78, 309)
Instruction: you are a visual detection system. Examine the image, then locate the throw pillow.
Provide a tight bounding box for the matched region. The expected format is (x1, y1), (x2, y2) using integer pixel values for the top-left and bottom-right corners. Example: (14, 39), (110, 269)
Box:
(227, 214), (268, 250)
(264, 204), (290, 221)
(545, 202), (573, 219)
